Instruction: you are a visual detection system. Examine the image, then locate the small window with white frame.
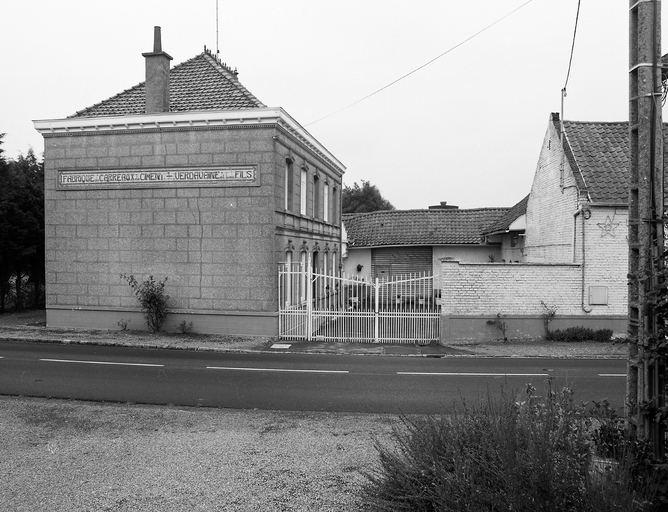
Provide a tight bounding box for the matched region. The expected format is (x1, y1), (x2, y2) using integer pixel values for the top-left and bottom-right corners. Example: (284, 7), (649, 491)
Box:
(300, 167), (307, 216)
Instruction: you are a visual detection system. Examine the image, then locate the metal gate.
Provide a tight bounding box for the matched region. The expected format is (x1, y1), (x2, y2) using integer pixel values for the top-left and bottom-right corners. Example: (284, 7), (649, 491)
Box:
(278, 260), (440, 344)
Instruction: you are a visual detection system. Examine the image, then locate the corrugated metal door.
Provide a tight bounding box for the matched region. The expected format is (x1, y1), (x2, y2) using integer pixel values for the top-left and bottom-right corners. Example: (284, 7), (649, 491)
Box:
(371, 247), (432, 279)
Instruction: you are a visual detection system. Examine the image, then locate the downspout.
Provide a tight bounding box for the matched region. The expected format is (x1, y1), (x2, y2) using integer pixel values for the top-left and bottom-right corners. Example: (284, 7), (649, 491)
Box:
(574, 206), (592, 313)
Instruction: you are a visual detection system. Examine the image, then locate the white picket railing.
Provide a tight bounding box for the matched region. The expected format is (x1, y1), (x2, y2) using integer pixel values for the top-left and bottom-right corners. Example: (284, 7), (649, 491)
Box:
(278, 261), (440, 344)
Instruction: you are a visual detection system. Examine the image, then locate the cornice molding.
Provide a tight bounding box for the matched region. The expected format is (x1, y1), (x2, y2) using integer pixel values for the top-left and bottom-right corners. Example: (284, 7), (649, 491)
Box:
(34, 107), (346, 174)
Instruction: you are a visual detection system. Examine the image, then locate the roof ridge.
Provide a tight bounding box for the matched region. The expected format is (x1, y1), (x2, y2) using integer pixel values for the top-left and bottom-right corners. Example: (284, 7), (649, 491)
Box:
(344, 206), (511, 217)
(201, 47), (239, 77)
(563, 119), (628, 125)
(201, 52), (266, 108)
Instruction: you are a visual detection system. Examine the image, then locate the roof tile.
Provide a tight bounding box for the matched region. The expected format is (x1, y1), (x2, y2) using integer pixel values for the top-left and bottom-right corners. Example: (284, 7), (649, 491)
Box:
(70, 52), (265, 118)
(343, 208), (509, 247)
(560, 118), (668, 204)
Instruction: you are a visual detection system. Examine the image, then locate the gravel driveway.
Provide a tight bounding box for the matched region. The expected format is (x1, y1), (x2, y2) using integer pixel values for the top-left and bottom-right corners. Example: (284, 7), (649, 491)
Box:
(1, 396), (394, 511)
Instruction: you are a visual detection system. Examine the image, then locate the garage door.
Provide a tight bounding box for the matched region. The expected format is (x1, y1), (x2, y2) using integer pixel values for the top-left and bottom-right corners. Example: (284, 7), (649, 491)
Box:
(371, 247), (432, 280)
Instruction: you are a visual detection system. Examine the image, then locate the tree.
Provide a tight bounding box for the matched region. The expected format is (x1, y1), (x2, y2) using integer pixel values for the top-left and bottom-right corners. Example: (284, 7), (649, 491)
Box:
(342, 180), (395, 214)
(0, 135), (45, 312)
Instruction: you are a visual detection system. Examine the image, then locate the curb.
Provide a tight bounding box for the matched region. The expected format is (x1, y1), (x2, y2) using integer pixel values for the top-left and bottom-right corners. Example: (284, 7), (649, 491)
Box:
(0, 336), (627, 359)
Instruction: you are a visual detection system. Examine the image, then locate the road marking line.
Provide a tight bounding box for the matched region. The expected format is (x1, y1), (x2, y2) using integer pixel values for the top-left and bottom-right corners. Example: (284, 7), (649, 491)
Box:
(397, 372), (549, 377)
(598, 374), (626, 377)
(206, 366), (348, 374)
(39, 358), (164, 367)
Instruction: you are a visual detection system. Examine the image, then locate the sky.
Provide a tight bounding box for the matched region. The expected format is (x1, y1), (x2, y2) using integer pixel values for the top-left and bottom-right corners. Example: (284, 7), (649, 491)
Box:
(1, 1), (662, 210)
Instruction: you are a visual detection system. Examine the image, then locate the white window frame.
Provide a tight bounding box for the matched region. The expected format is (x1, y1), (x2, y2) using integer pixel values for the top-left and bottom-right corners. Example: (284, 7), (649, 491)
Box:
(300, 168), (307, 215)
(284, 162), (290, 210)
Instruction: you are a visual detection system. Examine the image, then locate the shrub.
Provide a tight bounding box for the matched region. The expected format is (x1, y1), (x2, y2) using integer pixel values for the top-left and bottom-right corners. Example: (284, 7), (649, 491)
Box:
(545, 326), (613, 343)
(361, 382), (664, 511)
(120, 274), (169, 332)
(177, 320), (193, 334)
(486, 313), (508, 341)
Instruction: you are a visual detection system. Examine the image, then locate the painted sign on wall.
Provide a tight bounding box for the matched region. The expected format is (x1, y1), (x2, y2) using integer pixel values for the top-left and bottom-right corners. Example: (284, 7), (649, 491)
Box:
(57, 166), (257, 190)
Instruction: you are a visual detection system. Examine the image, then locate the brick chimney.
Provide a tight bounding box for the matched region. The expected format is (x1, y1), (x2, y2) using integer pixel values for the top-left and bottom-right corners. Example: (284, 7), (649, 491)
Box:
(142, 26), (173, 113)
(428, 201), (459, 210)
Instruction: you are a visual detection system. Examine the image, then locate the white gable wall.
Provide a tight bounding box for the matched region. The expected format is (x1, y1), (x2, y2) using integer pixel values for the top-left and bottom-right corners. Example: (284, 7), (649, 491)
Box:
(524, 120), (579, 263)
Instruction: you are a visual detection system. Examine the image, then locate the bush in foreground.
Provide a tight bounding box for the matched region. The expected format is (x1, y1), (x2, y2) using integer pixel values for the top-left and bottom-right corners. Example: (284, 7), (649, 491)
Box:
(361, 382), (665, 511)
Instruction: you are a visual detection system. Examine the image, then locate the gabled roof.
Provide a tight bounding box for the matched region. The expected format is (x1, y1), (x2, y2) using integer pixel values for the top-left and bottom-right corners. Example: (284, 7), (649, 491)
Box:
(70, 51), (265, 118)
(553, 113), (668, 204)
(482, 194), (529, 235)
(342, 208), (509, 248)
(556, 115), (629, 203)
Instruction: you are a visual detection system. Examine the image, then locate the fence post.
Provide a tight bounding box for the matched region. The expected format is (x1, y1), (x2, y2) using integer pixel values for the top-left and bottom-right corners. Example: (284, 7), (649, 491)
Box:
(374, 278), (379, 343)
(306, 255), (313, 341)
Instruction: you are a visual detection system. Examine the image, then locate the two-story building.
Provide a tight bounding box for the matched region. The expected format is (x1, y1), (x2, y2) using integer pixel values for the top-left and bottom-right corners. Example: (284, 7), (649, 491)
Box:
(33, 28), (345, 335)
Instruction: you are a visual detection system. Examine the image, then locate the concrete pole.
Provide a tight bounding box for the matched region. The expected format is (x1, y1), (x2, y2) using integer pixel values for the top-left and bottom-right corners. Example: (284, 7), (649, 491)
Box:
(628, 0), (664, 454)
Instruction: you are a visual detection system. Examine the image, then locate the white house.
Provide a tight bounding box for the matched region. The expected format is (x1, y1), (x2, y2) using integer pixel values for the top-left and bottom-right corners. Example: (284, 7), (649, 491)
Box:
(440, 113), (642, 341)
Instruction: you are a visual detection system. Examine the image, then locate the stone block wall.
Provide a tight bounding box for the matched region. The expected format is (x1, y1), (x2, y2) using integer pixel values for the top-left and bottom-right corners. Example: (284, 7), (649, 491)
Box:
(272, 131), (343, 273)
(43, 126), (282, 333)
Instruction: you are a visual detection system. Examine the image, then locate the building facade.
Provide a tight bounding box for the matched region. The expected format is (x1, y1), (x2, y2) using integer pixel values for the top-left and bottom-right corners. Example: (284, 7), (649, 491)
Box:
(34, 29), (345, 335)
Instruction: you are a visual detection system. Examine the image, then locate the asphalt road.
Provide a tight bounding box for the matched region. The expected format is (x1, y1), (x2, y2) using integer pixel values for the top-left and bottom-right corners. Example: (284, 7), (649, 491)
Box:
(0, 341), (627, 414)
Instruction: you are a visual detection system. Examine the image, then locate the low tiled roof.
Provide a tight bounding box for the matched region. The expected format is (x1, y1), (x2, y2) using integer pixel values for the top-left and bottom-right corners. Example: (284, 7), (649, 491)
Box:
(70, 51), (265, 118)
(343, 208), (509, 247)
(482, 194), (528, 235)
(555, 114), (668, 204)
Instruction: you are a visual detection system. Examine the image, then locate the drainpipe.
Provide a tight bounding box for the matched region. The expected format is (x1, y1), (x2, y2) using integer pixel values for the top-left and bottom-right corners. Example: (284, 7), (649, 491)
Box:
(574, 207), (592, 313)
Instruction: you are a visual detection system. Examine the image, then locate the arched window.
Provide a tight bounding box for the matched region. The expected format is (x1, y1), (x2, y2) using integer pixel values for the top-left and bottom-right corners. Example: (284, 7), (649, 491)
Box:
(299, 242), (309, 303)
(282, 239), (296, 306)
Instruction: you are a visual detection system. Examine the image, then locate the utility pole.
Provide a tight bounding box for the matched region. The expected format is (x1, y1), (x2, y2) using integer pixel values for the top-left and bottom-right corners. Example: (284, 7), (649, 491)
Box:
(628, 0), (665, 456)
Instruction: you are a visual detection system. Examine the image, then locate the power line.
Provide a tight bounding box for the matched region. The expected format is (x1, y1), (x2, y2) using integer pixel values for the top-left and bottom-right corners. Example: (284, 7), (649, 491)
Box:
(563, 0), (581, 92)
(305, 0), (534, 127)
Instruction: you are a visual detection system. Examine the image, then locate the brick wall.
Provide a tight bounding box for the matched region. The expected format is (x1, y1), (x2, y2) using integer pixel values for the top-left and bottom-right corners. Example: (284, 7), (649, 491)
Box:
(441, 260), (583, 316)
(439, 259), (627, 341)
(580, 206), (628, 314)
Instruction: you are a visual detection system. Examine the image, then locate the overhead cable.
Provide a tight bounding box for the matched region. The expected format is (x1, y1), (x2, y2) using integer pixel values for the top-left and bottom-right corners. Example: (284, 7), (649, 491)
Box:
(563, 0), (582, 92)
(305, 0), (535, 127)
